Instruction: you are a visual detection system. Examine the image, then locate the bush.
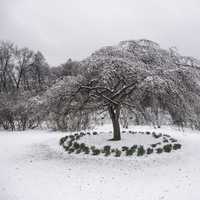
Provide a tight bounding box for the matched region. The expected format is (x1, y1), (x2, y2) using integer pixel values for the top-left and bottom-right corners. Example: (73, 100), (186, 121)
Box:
(131, 145), (137, 150)
(139, 131), (144, 134)
(75, 149), (82, 154)
(93, 131), (98, 135)
(151, 143), (160, 148)
(170, 138), (178, 143)
(59, 137), (67, 145)
(115, 149), (122, 157)
(103, 145), (111, 152)
(126, 148), (134, 156)
(121, 146), (129, 151)
(152, 132), (162, 139)
(163, 144), (172, 153)
(163, 138), (169, 143)
(80, 132), (85, 136)
(128, 130), (133, 134)
(163, 134), (170, 138)
(68, 148), (75, 154)
(75, 135), (81, 140)
(147, 148), (153, 154)
(73, 142), (80, 149)
(156, 148), (163, 154)
(64, 146), (70, 151)
(67, 141), (73, 148)
(92, 149), (101, 155)
(122, 130), (126, 134)
(83, 147), (90, 154)
(173, 143), (181, 150)
(90, 145), (96, 151)
(146, 131), (151, 135)
(80, 143), (86, 149)
(137, 146), (145, 156)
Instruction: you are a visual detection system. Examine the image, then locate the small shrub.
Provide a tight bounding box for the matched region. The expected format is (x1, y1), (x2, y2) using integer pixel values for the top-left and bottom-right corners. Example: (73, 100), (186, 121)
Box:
(92, 149), (101, 155)
(83, 147), (90, 154)
(137, 146), (145, 156)
(122, 131), (126, 134)
(139, 131), (144, 134)
(75, 135), (81, 140)
(128, 130), (133, 134)
(131, 145), (137, 150)
(67, 141), (73, 148)
(104, 151), (111, 156)
(146, 148), (153, 154)
(59, 137), (66, 145)
(163, 134), (170, 138)
(150, 143), (160, 148)
(80, 143), (86, 149)
(68, 148), (75, 154)
(121, 146), (129, 151)
(102, 146), (111, 156)
(170, 138), (178, 143)
(90, 145), (96, 151)
(80, 132), (85, 136)
(156, 148), (163, 154)
(126, 148), (134, 156)
(111, 149), (116, 153)
(69, 135), (75, 139)
(146, 131), (151, 135)
(87, 132), (91, 135)
(173, 143), (181, 150)
(152, 132), (162, 139)
(163, 144), (172, 153)
(64, 146), (70, 151)
(75, 149), (82, 154)
(103, 145), (111, 152)
(73, 142), (80, 149)
(115, 149), (122, 157)
(163, 138), (169, 143)
(93, 131), (98, 135)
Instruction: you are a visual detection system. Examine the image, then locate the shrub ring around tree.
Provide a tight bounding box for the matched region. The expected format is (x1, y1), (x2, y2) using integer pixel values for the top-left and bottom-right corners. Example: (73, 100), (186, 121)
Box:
(59, 130), (182, 157)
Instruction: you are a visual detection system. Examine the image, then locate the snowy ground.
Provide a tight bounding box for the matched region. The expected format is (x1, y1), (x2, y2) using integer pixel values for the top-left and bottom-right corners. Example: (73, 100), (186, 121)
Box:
(0, 125), (200, 200)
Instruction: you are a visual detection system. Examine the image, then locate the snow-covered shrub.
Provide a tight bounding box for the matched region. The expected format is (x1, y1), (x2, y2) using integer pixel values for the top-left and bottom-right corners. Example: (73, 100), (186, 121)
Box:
(147, 148), (154, 154)
(115, 149), (122, 157)
(59, 130), (182, 157)
(126, 148), (135, 156)
(92, 148), (101, 156)
(173, 143), (181, 150)
(102, 145), (111, 156)
(137, 146), (145, 156)
(156, 148), (163, 154)
(163, 144), (172, 153)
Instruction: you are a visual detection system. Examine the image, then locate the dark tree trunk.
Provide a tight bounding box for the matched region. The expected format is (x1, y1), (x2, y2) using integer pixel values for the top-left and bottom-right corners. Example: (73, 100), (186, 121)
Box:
(108, 105), (121, 141)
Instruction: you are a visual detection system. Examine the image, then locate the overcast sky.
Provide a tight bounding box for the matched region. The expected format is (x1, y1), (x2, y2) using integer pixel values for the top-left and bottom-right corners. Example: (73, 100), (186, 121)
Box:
(1, 0), (200, 66)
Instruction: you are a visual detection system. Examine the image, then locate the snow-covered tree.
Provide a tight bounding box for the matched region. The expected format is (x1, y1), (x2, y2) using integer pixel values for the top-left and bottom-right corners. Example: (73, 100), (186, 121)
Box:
(62, 39), (200, 140)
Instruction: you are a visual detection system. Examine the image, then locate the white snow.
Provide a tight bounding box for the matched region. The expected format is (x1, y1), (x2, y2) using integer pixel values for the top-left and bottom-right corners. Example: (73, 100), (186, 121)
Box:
(0, 125), (200, 200)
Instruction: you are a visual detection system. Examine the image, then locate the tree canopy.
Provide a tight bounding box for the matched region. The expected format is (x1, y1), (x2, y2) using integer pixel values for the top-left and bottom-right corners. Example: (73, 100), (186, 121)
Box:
(59, 39), (200, 140)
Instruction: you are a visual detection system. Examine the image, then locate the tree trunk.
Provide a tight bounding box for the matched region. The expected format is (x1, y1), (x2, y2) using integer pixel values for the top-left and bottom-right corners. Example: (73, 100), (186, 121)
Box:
(108, 105), (121, 141)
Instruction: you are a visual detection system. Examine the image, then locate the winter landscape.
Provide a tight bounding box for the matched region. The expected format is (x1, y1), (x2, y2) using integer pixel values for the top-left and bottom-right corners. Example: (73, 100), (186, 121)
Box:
(1, 0), (200, 200)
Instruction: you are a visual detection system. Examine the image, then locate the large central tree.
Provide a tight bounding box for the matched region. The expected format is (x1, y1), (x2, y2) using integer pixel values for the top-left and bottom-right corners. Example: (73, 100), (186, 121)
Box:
(54, 39), (200, 140)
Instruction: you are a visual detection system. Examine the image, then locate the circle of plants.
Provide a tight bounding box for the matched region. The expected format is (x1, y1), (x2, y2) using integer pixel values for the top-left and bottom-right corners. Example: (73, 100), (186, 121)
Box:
(59, 130), (182, 157)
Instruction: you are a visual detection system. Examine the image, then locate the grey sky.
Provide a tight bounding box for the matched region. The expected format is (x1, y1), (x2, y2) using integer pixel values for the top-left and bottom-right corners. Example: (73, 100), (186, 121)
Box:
(1, 0), (200, 66)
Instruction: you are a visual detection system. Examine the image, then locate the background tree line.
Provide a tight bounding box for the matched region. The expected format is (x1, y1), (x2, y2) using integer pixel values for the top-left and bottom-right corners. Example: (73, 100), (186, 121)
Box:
(0, 40), (82, 130)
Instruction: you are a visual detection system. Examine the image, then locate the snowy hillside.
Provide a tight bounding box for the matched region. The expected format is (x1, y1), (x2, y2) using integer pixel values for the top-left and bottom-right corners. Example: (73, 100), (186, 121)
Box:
(0, 125), (200, 200)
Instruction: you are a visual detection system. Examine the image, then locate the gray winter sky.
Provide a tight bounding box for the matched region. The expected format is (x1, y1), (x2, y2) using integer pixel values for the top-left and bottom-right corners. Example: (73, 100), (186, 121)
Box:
(1, 0), (200, 66)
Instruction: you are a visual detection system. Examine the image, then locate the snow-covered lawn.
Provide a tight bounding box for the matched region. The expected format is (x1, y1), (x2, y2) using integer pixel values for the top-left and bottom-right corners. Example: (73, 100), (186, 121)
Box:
(0, 125), (200, 200)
